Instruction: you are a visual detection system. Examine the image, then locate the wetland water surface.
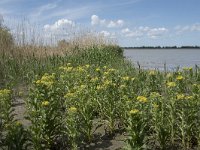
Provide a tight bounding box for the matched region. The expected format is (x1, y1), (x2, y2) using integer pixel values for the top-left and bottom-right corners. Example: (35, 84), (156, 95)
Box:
(124, 49), (200, 70)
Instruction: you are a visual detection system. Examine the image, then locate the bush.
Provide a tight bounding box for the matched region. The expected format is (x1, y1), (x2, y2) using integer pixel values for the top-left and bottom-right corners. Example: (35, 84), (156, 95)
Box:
(0, 25), (14, 54)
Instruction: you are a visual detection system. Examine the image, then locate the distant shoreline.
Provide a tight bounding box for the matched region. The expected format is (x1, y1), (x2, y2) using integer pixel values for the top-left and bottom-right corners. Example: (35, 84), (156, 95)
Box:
(122, 46), (200, 49)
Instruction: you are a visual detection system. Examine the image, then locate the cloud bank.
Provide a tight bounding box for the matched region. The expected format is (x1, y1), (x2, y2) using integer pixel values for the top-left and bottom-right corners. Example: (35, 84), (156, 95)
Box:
(91, 15), (124, 28)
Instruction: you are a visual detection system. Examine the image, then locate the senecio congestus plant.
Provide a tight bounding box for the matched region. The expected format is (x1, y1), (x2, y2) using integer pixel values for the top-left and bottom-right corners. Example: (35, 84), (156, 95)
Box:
(24, 64), (200, 150)
(149, 92), (170, 150)
(26, 73), (65, 149)
(174, 74), (198, 150)
(61, 64), (96, 144)
(0, 89), (28, 150)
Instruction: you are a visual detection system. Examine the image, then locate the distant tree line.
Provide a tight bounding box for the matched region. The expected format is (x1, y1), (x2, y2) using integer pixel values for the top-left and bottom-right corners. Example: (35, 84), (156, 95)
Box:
(122, 46), (200, 49)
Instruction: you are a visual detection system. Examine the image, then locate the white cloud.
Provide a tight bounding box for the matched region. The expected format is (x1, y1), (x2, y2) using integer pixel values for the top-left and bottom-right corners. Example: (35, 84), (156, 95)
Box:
(44, 19), (75, 32)
(121, 26), (168, 38)
(107, 20), (124, 28)
(43, 19), (76, 41)
(91, 15), (124, 28)
(91, 15), (106, 26)
(191, 23), (200, 31)
(147, 27), (168, 38)
(100, 30), (116, 39)
(121, 28), (130, 33)
(175, 23), (200, 33)
(100, 30), (111, 37)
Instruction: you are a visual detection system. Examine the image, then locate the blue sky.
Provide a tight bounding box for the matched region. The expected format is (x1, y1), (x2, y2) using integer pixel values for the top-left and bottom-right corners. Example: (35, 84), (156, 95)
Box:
(0, 0), (200, 46)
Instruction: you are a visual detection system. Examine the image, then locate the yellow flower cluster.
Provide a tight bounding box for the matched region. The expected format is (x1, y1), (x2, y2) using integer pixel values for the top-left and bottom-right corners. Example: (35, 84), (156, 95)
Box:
(76, 67), (85, 72)
(166, 73), (172, 78)
(129, 109), (139, 114)
(42, 101), (50, 107)
(103, 80), (113, 87)
(176, 94), (185, 100)
(69, 106), (77, 113)
(183, 67), (192, 71)
(167, 82), (176, 88)
(131, 77), (135, 81)
(85, 64), (90, 68)
(176, 75), (184, 80)
(64, 92), (75, 98)
(0, 89), (11, 97)
(103, 72), (109, 76)
(59, 66), (73, 72)
(96, 68), (100, 72)
(16, 121), (22, 126)
(96, 85), (103, 90)
(153, 104), (159, 109)
(91, 77), (98, 82)
(36, 74), (55, 87)
(108, 68), (116, 72)
(150, 92), (161, 98)
(137, 96), (148, 103)
(122, 76), (130, 81)
(120, 84), (126, 89)
(185, 95), (193, 100)
(149, 70), (156, 76)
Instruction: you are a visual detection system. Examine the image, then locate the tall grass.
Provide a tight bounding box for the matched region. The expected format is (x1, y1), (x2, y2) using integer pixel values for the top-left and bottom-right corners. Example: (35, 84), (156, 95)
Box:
(0, 19), (122, 88)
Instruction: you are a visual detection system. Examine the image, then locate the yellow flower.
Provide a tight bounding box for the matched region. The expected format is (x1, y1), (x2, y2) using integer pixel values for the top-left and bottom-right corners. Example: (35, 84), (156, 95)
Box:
(131, 77), (135, 81)
(0, 89), (11, 97)
(64, 92), (75, 98)
(104, 72), (109, 76)
(183, 67), (192, 71)
(137, 96), (148, 103)
(103, 80), (112, 86)
(122, 76), (130, 81)
(80, 85), (86, 89)
(108, 68), (116, 72)
(167, 82), (176, 88)
(176, 94), (185, 100)
(176, 75), (184, 80)
(129, 109), (139, 114)
(185, 95), (193, 100)
(153, 104), (159, 109)
(149, 70), (156, 76)
(193, 84), (197, 87)
(77, 67), (85, 72)
(150, 92), (161, 98)
(96, 68), (100, 72)
(69, 107), (77, 113)
(63, 67), (73, 72)
(18, 91), (23, 97)
(16, 121), (22, 126)
(59, 66), (64, 70)
(96, 85), (103, 90)
(91, 77), (98, 82)
(120, 84), (126, 89)
(42, 101), (50, 107)
(0, 89), (11, 95)
(103, 66), (107, 69)
(166, 73), (172, 78)
(37, 74), (55, 87)
(85, 64), (90, 68)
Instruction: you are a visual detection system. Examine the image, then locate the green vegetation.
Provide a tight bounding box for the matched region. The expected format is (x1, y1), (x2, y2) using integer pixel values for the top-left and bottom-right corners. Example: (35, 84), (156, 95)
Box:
(0, 21), (200, 150)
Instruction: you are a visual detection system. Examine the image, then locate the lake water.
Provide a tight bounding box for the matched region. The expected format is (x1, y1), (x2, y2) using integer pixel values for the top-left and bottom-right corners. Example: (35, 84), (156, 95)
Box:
(123, 49), (200, 70)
